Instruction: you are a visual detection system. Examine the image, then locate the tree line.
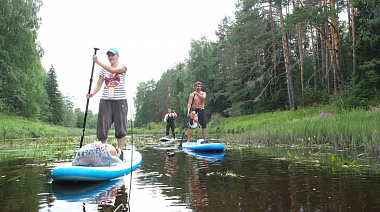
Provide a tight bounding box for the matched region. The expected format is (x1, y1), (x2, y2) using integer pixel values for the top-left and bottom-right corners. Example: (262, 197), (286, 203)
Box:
(1, 0), (379, 130)
(133, 0), (380, 127)
(0, 0), (96, 128)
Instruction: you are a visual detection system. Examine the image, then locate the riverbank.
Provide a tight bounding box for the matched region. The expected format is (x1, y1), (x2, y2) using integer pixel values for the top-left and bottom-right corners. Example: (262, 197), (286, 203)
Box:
(209, 106), (380, 149)
(2, 105), (380, 153)
(145, 105), (380, 152)
(0, 113), (96, 139)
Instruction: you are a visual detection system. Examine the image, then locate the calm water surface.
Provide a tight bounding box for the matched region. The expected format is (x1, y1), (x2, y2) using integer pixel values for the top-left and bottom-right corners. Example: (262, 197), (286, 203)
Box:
(1, 142), (380, 211)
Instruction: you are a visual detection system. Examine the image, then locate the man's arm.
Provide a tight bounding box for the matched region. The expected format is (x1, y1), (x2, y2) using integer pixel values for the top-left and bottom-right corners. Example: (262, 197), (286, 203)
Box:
(187, 94), (195, 114)
(196, 92), (207, 102)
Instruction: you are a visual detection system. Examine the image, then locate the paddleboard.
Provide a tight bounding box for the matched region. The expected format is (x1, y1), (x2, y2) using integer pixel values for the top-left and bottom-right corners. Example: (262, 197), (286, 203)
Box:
(51, 149), (142, 181)
(181, 142), (225, 152)
(159, 136), (177, 142)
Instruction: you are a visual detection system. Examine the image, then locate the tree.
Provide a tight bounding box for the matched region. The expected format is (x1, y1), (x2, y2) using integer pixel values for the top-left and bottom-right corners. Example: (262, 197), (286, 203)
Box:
(134, 80), (156, 127)
(186, 36), (220, 118)
(45, 65), (64, 125)
(278, 3), (297, 110)
(62, 96), (76, 127)
(0, 0), (44, 119)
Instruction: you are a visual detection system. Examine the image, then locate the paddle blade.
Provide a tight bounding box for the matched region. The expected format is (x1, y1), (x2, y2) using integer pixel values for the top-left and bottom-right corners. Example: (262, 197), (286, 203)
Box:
(152, 132), (158, 138)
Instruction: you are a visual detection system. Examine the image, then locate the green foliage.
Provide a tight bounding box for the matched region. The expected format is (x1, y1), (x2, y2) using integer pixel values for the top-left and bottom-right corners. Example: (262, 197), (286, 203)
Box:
(1, 0), (380, 133)
(355, 0), (380, 75)
(134, 80), (157, 127)
(0, 112), (96, 139)
(134, 62), (189, 128)
(331, 71), (380, 110)
(209, 106), (380, 150)
(62, 96), (76, 127)
(331, 155), (356, 172)
(45, 65), (64, 125)
(285, 5), (340, 27)
(0, 0), (44, 119)
(0, 112), (65, 139)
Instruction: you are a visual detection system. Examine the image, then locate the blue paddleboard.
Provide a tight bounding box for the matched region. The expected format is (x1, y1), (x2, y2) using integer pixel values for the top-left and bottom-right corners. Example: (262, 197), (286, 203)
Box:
(51, 149), (142, 181)
(181, 142), (225, 152)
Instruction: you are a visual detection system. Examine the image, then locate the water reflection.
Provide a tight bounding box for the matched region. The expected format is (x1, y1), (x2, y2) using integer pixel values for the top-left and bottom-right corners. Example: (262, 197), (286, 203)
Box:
(182, 150), (224, 211)
(164, 150), (177, 177)
(3, 142), (380, 211)
(188, 155), (209, 211)
(51, 178), (128, 211)
(184, 150), (224, 164)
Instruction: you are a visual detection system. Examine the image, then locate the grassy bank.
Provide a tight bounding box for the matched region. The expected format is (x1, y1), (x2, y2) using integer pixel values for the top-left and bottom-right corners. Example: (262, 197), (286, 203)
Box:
(208, 106), (380, 151)
(2, 105), (380, 153)
(0, 113), (96, 139)
(138, 106), (380, 151)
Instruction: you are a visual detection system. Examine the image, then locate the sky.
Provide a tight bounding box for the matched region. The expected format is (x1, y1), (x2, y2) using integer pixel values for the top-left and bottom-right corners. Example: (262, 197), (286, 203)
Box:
(37, 0), (236, 116)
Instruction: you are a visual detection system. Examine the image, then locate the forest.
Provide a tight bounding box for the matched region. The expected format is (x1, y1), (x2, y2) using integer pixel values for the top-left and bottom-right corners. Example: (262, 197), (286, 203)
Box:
(0, 0), (379, 129)
(0, 0), (97, 128)
(133, 0), (380, 127)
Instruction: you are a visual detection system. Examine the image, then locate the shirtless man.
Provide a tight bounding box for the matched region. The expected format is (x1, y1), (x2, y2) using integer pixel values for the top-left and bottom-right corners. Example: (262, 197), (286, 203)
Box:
(186, 82), (207, 144)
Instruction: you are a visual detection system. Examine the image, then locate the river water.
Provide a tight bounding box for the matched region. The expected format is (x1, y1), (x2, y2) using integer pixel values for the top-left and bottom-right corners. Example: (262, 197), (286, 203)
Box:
(1, 141), (380, 211)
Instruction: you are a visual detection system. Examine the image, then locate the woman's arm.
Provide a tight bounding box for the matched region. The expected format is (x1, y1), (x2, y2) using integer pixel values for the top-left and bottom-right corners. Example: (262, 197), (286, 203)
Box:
(93, 55), (127, 74)
(86, 76), (104, 98)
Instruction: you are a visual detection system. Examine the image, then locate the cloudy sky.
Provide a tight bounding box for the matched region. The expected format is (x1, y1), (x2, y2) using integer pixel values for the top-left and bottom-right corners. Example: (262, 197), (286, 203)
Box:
(37, 0), (236, 116)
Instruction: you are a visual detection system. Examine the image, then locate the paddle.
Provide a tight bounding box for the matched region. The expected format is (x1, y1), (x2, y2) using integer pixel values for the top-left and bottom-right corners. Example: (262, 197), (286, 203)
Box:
(80, 47), (99, 148)
(179, 94), (196, 149)
(152, 121), (165, 138)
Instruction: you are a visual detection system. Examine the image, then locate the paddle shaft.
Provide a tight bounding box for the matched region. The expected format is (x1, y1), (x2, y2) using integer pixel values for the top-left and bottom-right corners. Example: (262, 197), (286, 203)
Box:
(80, 48), (99, 148)
(179, 94), (196, 148)
(152, 121), (165, 138)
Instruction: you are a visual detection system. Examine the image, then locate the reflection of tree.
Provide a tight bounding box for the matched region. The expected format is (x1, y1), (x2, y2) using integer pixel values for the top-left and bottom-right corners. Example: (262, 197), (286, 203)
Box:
(188, 155), (209, 211)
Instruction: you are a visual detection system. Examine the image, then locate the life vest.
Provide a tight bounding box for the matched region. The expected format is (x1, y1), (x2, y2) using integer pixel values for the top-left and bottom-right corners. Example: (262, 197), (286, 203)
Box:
(167, 113), (175, 123)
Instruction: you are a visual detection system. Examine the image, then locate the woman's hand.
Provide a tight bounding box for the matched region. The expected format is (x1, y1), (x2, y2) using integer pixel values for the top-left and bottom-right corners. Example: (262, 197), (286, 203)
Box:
(86, 93), (93, 99)
(92, 55), (99, 63)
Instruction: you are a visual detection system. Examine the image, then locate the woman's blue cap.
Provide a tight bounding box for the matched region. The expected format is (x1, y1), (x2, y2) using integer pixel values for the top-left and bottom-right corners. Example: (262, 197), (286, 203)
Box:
(106, 48), (119, 55)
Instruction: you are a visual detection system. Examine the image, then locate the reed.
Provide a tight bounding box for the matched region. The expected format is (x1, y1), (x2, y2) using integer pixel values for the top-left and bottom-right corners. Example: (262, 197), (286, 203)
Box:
(209, 107), (380, 152)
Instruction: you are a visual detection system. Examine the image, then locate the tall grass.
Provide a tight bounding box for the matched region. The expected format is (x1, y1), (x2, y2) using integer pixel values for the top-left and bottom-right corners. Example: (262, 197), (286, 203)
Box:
(3, 106), (380, 153)
(208, 107), (380, 151)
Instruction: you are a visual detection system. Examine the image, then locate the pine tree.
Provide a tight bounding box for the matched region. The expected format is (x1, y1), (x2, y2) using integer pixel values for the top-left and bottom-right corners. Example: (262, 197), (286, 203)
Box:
(45, 65), (64, 125)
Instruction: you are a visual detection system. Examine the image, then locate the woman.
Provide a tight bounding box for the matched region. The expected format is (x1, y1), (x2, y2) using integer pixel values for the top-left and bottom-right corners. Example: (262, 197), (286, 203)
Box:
(86, 48), (128, 151)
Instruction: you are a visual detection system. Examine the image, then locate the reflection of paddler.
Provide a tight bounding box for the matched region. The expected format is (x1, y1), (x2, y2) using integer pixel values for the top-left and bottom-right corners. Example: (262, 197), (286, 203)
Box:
(187, 155), (209, 211)
(98, 185), (128, 211)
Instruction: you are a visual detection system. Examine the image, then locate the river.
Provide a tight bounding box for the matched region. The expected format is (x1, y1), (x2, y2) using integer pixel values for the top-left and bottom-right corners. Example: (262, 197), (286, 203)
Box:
(1, 139), (380, 211)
